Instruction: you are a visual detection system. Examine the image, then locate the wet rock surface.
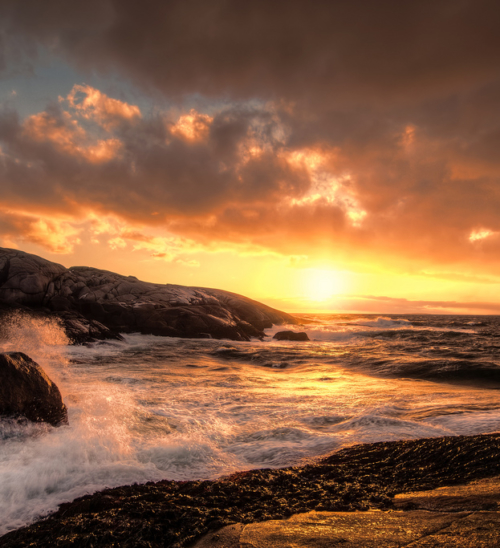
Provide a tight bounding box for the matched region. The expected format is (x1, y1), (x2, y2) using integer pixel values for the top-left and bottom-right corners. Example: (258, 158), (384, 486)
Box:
(197, 509), (500, 547)
(0, 352), (67, 426)
(0, 248), (295, 342)
(394, 475), (500, 513)
(194, 477), (500, 547)
(2, 433), (500, 547)
(273, 330), (310, 341)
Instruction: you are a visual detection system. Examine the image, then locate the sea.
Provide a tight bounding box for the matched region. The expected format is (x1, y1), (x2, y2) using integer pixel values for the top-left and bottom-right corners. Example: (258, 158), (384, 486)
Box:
(1, 313), (500, 534)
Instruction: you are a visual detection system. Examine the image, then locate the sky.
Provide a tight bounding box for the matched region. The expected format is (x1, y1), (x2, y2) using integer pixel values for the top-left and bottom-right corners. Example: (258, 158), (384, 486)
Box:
(1, 0), (500, 314)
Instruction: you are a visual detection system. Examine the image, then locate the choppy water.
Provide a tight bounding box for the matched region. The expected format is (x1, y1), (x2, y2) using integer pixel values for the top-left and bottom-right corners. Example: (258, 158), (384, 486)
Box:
(1, 313), (499, 534)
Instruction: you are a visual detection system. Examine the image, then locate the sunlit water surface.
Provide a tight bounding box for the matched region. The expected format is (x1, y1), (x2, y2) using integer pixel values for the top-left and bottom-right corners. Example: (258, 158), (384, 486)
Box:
(1, 313), (499, 534)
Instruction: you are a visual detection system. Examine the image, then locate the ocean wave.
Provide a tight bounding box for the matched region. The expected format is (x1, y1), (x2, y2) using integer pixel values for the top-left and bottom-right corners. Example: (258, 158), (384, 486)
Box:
(265, 316), (477, 344)
(348, 316), (412, 328)
(347, 357), (500, 388)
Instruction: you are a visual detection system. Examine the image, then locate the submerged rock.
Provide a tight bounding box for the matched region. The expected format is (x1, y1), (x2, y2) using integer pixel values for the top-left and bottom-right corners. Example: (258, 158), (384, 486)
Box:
(273, 330), (310, 341)
(0, 352), (68, 426)
(0, 248), (296, 342)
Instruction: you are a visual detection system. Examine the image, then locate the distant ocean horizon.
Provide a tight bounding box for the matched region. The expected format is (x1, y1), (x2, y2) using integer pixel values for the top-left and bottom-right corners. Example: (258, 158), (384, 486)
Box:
(1, 313), (499, 534)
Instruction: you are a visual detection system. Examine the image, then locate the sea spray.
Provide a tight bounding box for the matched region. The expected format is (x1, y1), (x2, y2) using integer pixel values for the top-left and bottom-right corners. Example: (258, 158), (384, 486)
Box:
(0, 311), (69, 385)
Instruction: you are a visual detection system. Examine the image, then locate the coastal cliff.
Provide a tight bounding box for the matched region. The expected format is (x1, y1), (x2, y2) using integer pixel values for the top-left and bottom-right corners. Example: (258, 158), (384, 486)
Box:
(0, 248), (296, 342)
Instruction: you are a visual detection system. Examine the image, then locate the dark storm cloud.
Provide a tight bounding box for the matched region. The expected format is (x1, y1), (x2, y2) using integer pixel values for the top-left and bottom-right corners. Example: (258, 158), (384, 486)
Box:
(2, 0), (500, 104)
(1, 0), (500, 272)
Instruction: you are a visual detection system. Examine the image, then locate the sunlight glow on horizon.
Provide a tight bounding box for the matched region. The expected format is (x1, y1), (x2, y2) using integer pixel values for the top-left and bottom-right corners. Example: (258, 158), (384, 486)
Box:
(301, 268), (346, 302)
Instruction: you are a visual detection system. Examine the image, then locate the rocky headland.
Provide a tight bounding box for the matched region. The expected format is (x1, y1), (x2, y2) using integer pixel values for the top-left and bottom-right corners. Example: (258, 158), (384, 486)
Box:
(0, 248), (296, 343)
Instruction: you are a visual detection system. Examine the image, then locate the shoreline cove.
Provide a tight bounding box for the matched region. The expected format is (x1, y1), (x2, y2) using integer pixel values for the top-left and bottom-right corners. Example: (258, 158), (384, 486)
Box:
(1, 433), (500, 547)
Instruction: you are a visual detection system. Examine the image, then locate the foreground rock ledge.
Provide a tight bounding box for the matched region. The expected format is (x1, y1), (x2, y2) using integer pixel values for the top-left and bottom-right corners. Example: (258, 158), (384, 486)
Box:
(2, 433), (500, 547)
(195, 476), (500, 547)
(195, 505), (500, 547)
(0, 247), (296, 342)
(0, 352), (67, 426)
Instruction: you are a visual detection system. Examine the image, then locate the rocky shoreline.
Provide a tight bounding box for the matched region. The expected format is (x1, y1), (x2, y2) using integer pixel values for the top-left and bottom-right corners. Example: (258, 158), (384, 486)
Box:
(0, 248), (296, 343)
(1, 433), (500, 547)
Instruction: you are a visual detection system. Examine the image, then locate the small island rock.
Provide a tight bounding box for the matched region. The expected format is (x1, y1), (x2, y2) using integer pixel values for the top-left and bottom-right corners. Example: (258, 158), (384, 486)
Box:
(273, 330), (310, 341)
(0, 352), (68, 426)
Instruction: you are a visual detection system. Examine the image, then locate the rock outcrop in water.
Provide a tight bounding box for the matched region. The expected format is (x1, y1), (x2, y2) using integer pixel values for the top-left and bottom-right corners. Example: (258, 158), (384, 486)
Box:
(273, 330), (310, 341)
(0, 352), (68, 426)
(0, 248), (296, 342)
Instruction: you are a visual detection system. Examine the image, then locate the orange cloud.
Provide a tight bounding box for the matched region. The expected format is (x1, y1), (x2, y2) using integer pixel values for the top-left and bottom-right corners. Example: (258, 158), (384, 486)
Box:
(170, 109), (213, 141)
(66, 84), (141, 129)
(24, 111), (86, 152)
(23, 108), (122, 164)
(0, 209), (82, 253)
(3, 80), (500, 280)
(4, 0), (500, 307)
(469, 229), (496, 242)
(85, 213), (202, 264)
(83, 138), (122, 163)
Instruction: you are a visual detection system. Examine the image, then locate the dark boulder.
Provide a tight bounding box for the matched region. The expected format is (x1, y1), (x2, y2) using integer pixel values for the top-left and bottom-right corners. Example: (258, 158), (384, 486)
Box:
(0, 352), (68, 426)
(273, 330), (310, 341)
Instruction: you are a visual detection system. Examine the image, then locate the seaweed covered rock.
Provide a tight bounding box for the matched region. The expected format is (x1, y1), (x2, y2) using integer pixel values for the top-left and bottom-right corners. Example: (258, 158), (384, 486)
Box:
(0, 352), (67, 426)
(273, 331), (310, 341)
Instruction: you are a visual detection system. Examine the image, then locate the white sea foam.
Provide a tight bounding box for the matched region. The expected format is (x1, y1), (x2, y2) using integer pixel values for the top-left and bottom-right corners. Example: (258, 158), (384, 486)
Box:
(348, 316), (412, 328)
(0, 311), (70, 383)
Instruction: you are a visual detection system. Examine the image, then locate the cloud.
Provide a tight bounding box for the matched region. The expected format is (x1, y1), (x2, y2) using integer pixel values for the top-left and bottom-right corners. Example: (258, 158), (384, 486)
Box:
(170, 109), (213, 141)
(1, 1), (500, 279)
(66, 84), (141, 129)
(23, 106), (123, 164)
(3, 1), (500, 106)
(0, 98), (313, 218)
(351, 295), (500, 315)
(469, 229), (496, 242)
(0, 210), (81, 253)
(1, 89), (500, 274)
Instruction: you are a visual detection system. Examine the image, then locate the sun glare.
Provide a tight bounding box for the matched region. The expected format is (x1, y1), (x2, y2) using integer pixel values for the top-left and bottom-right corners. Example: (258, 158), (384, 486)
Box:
(302, 268), (343, 302)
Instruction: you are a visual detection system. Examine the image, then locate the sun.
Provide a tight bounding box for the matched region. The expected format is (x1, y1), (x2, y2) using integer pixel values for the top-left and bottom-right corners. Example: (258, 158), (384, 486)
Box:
(302, 268), (343, 302)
